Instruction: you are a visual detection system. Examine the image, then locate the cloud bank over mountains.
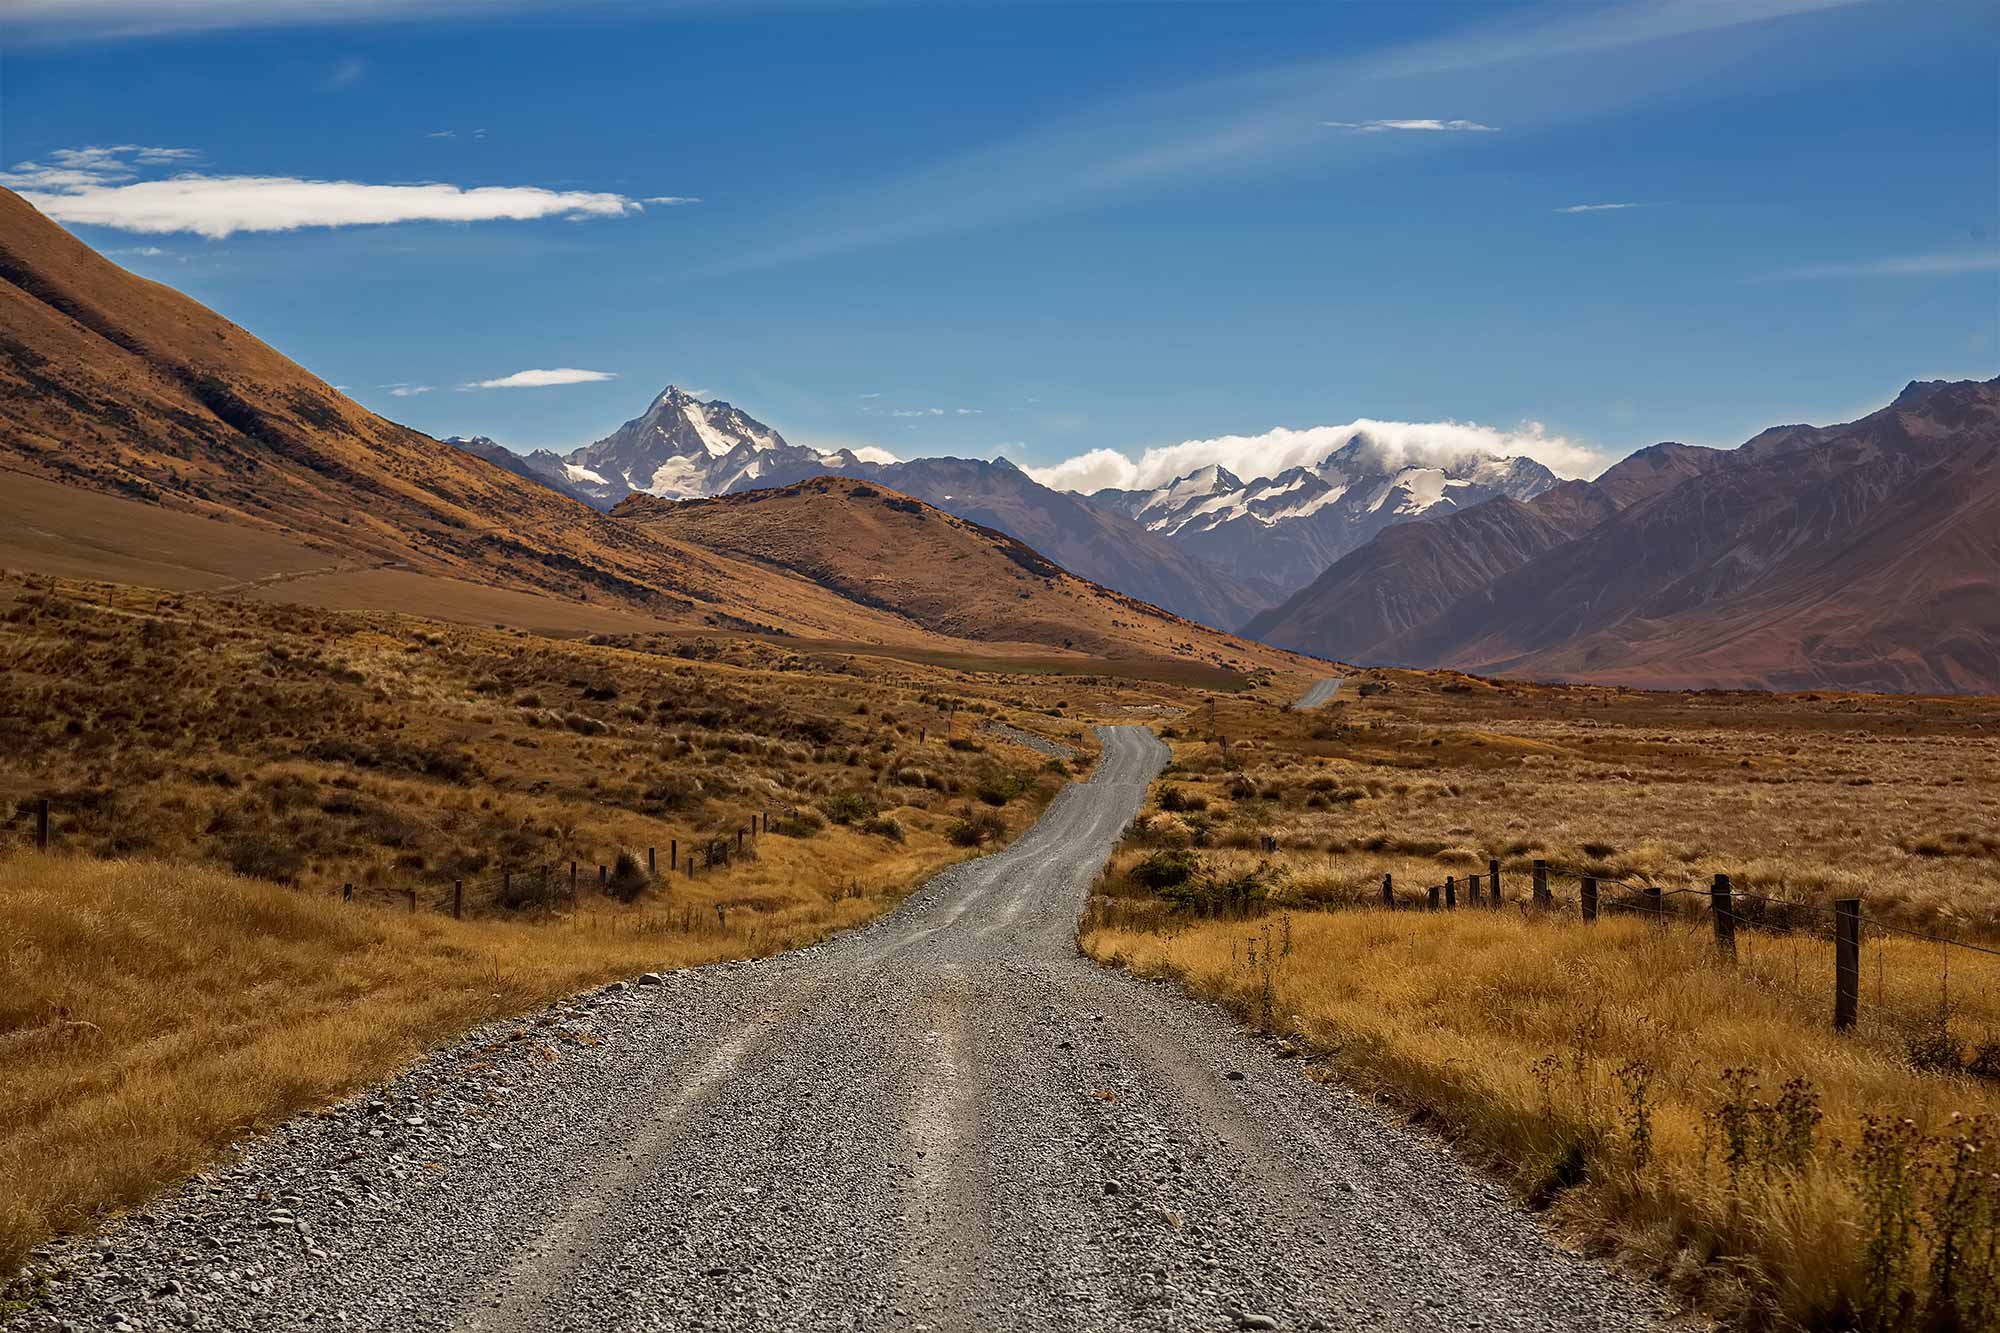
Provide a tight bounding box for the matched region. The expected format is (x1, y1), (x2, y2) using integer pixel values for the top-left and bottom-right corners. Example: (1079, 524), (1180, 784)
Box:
(1022, 418), (1609, 494)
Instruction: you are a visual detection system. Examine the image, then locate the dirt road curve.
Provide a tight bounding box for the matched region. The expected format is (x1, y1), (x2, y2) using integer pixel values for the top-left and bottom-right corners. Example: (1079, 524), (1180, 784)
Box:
(1294, 678), (1342, 710)
(13, 726), (1668, 1333)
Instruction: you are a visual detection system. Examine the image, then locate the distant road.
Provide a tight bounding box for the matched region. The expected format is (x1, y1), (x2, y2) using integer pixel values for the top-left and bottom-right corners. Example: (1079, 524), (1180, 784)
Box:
(1294, 675), (1343, 709)
(21, 724), (1665, 1333)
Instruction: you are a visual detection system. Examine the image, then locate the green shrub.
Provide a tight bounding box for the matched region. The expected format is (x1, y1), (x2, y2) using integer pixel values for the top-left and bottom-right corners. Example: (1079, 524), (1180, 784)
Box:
(823, 792), (875, 826)
(1131, 848), (1200, 892)
(947, 810), (1007, 847)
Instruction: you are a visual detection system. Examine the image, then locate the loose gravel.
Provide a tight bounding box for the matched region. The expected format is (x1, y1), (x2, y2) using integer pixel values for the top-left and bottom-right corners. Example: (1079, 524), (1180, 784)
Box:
(9, 726), (1673, 1332)
(1293, 678), (1343, 710)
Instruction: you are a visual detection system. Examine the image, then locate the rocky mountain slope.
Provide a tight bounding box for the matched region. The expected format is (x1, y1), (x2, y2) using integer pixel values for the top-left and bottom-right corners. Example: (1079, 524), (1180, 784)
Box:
(1089, 444), (1560, 606)
(522, 386), (854, 506)
(1260, 381), (2000, 694)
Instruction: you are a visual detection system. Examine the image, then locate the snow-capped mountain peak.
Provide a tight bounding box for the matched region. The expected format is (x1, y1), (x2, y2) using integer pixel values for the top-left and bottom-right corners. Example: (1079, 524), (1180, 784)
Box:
(517, 383), (809, 506)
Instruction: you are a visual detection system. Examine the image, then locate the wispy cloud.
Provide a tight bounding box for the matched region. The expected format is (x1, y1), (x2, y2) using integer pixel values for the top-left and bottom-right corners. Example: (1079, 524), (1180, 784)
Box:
(955, 408), (980, 416)
(426, 130), (456, 139)
(642, 195), (701, 206)
(1026, 418), (1608, 493)
(107, 244), (166, 257)
(1777, 250), (2000, 279)
(384, 383), (433, 397)
(1556, 201), (1643, 214)
(465, 368), (617, 389)
(857, 392), (881, 400)
(327, 56), (365, 88)
(891, 407), (945, 418)
(5, 144), (683, 237)
(1321, 118), (1499, 133)
(711, 0), (1864, 275)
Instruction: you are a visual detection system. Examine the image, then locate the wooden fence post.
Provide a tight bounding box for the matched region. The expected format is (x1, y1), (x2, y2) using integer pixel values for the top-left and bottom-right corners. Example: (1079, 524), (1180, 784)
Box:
(1581, 876), (1597, 923)
(406, 886), (416, 914)
(737, 828), (744, 854)
(453, 880), (463, 920)
(1489, 858), (1502, 908)
(598, 864), (606, 888)
(1532, 859), (1550, 910)
(36, 797), (50, 851)
(1427, 883), (1440, 912)
(1710, 873), (1737, 962)
(1381, 873), (1394, 910)
(670, 839), (678, 871)
(342, 882), (353, 903)
(1467, 872), (1482, 905)
(570, 861), (577, 895)
(648, 846), (656, 876)
(1834, 898), (1861, 1031)
(1445, 875), (1456, 910)
(1644, 885), (1663, 924)
(503, 870), (512, 903)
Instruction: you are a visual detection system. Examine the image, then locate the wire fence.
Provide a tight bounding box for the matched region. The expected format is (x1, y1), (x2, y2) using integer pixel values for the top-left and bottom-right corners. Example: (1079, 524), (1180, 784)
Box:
(1366, 856), (2000, 1067)
(6, 795), (800, 922)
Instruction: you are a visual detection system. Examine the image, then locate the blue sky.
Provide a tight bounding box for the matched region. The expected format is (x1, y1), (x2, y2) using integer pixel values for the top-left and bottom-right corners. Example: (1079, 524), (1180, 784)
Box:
(4, 0), (1995, 486)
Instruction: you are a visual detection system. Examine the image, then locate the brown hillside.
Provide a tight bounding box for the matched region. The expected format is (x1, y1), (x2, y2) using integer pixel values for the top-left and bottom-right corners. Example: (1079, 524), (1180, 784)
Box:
(613, 477), (1296, 672)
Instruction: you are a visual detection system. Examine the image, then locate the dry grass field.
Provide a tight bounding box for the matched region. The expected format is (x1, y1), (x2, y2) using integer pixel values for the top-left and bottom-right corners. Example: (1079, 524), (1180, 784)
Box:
(1081, 669), (2000, 1331)
(0, 568), (1163, 1275)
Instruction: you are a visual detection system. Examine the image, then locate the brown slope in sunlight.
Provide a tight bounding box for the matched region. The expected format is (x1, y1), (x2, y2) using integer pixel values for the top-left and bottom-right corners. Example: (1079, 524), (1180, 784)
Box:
(1378, 380), (2000, 694)
(613, 477), (1298, 671)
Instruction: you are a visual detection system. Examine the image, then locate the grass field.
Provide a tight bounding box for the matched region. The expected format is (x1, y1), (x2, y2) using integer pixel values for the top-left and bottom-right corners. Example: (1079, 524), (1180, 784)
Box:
(1081, 670), (2000, 1331)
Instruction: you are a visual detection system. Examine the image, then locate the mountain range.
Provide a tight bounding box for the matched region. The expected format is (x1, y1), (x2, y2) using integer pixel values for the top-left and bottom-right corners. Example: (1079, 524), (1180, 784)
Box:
(5, 183), (1993, 696)
(1250, 388), (1999, 694)
(1090, 448), (1558, 606)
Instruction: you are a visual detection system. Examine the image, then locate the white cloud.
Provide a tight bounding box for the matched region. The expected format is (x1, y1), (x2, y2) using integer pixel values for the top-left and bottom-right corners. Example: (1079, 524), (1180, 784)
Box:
(1556, 201), (1640, 213)
(1777, 250), (2000, 279)
(22, 175), (643, 238)
(955, 407), (980, 416)
(328, 56), (365, 87)
(384, 383), (432, 397)
(5, 143), (681, 238)
(642, 195), (702, 206)
(108, 245), (165, 256)
(1321, 118), (1500, 133)
(857, 392), (881, 400)
(426, 130), (456, 139)
(466, 368), (617, 389)
(1025, 418), (1608, 494)
(891, 407), (945, 418)
(849, 446), (900, 465)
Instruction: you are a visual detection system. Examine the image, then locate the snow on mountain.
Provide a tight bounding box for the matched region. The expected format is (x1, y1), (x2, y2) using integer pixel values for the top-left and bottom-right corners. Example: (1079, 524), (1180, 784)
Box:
(1090, 439), (1558, 607)
(516, 385), (819, 508)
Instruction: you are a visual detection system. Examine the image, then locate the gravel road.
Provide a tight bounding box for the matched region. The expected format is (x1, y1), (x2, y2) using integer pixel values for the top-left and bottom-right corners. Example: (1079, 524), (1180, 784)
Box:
(1293, 678), (1342, 710)
(12, 726), (1670, 1333)
(981, 720), (1077, 761)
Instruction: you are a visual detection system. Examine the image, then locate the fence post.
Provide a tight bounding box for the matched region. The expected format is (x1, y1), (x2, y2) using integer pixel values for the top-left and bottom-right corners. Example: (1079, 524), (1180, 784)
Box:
(36, 798), (50, 851)
(570, 861), (577, 895)
(1834, 898), (1861, 1031)
(1427, 883), (1440, 912)
(1581, 876), (1597, 923)
(1445, 875), (1456, 910)
(1489, 858), (1502, 908)
(598, 864), (606, 888)
(453, 880), (463, 920)
(406, 886), (416, 914)
(737, 828), (744, 854)
(342, 882), (353, 903)
(1644, 885), (1663, 925)
(1532, 859), (1550, 910)
(671, 839), (678, 871)
(1467, 872), (1482, 905)
(648, 846), (656, 876)
(1381, 873), (1393, 910)
(1710, 873), (1737, 962)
